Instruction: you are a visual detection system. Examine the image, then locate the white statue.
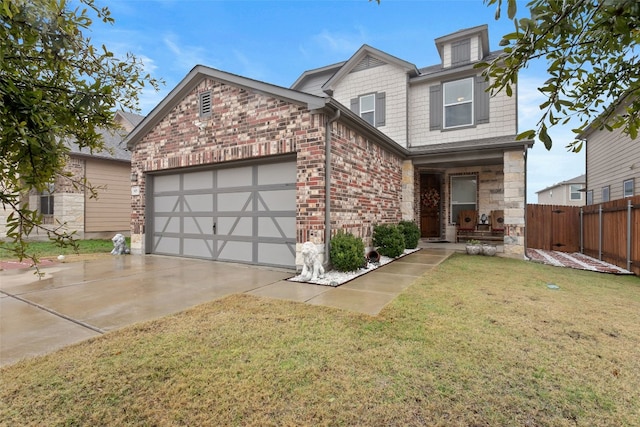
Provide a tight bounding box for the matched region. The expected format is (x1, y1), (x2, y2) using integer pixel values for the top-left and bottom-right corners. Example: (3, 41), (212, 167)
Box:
(300, 241), (324, 281)
(111, 233), (130, 255)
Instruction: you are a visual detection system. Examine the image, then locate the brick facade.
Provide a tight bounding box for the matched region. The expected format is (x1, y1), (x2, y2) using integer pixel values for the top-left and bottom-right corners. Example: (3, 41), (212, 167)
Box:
(129, 77), (405, 259)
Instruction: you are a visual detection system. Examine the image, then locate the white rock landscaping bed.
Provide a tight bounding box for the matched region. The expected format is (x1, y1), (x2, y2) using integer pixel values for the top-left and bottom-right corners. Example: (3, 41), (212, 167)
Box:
(288, 249), (419, 287)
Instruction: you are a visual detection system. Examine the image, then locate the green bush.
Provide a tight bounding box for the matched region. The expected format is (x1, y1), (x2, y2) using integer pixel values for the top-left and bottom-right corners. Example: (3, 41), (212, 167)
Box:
(398, 220), (420, 249)
(372, 224), (405, 258)
(330, 232), (365, 272)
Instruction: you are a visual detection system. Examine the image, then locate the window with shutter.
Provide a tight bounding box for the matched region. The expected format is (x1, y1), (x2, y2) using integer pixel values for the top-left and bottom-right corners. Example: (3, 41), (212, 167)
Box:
(350, 92), (386, 128)
(443, 78), (473, 128)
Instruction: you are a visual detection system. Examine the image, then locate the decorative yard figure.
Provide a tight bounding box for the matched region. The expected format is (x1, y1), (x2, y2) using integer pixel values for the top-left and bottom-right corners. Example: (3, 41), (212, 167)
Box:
(300, 241), (324, 281)
(111, 233), (130, 255)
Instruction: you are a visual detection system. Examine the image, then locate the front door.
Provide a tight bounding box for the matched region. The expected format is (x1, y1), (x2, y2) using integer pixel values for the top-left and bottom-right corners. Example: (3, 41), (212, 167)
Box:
(420, 174), (441, 238)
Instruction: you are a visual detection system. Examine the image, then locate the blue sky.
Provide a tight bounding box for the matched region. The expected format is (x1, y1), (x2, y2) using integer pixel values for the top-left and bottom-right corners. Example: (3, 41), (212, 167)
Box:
(91, 0), (585, 201)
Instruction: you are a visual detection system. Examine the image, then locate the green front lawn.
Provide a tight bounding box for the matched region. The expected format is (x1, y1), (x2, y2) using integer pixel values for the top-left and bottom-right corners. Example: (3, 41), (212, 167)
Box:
(0, 238), (126, 260)
(1, 254), (639, 426)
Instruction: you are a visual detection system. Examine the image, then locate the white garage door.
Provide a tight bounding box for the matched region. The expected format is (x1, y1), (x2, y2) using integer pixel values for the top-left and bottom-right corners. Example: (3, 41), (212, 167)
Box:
(150, 161), (296, 268)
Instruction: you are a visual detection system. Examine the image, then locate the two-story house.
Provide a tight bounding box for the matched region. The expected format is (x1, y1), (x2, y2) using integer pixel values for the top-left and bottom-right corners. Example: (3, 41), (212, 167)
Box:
(535, 174), (586, 206)
(125, 25), (530, 269)
(579, 102), (639, 204)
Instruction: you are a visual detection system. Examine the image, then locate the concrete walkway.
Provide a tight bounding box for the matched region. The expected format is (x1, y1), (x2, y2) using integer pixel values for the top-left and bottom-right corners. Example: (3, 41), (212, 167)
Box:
(0, 249), (453, 367)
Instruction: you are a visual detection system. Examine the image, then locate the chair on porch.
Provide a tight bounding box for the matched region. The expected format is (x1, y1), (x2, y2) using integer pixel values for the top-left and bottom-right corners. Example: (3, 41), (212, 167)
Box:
(491, 210), (505, 233)
(456, 210), (478, 243)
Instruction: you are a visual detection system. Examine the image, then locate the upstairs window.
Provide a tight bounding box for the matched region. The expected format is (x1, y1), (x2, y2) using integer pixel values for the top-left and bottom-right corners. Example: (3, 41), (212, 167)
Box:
(570, 185), (582, 201)
(602, 186), (610, 202)
(431, 76), (488, 131)
(350, 92), (386, 127)
(443, 78), (473, 128)
(359, 94), (375, 126)
(586, 190), (593, 205)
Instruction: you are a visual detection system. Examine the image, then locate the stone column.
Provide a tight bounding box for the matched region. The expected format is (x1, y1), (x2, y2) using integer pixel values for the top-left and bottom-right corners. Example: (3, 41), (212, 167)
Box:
(401, 160), (415, 221)
(503, 149), (526, 257)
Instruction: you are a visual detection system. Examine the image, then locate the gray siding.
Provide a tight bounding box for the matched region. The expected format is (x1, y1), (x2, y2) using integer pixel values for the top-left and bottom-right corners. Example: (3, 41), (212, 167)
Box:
(586, 125), (640, 203)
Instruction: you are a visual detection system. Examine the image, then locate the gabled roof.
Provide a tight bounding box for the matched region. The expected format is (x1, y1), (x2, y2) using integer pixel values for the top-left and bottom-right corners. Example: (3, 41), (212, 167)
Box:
(434, 24), (490, 62)
(290, 61), (345, 96)
(321, 45), (420, 95)
(66, 110), (144, 162)
(535, 174), (586, 194)
(125, 66), (330, 150)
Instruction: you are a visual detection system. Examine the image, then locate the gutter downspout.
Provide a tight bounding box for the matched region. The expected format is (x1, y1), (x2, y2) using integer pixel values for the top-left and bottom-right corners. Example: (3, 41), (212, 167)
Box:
(325, 109), (341, 265)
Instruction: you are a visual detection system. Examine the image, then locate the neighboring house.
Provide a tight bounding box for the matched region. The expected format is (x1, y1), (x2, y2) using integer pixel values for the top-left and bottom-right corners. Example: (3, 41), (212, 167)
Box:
(536, 174), (586, 206)
(579, 105), (640, 205)
(125, 25), (531, 269)
(0, 111), (143, 240)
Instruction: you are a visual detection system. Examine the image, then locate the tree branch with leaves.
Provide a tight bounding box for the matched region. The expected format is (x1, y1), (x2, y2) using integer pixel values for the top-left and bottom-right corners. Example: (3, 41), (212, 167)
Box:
(482, 0), (640, 151)
(1, 0), (161, 267)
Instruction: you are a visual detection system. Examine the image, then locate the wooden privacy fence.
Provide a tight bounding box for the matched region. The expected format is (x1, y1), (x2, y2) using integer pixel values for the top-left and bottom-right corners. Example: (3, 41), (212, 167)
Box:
(527, 195), (640, 276)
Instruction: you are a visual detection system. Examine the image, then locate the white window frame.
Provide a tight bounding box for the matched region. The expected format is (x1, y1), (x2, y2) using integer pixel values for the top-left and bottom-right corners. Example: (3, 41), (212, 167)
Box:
(359, 93), (375, 126)
(602, 186), (610, 202)
(443, 77), (474, 129)
(570, 185), (582, 201)
(450, 174), (477, 224)
(623, 179), (634, 198)
(586, 190), (593, 206)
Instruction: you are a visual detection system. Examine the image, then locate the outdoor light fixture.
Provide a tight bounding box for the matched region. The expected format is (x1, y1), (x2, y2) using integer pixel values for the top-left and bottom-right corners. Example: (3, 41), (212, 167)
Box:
(130, 172), (138, 182)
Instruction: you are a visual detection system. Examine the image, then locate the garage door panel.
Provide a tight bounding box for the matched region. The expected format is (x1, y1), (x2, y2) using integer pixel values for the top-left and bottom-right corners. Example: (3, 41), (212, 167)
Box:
(155, 216), (180, 233)
(184, 217), (212, 234)
(151, 160), (296, 268)
(154, 236), (180, 254)
(258, 217), (295, 238)
(218, 241), (253, 263)
(183, 170), (213, 190)
(258, 189), (296, 211)
(183, 194), (213, 212)
(258, 162), (296, 185)
(218, 217), (252, 236)
(218, 166), (252, 188)
(155, 175), (180, 192)
(183, 239), (213, 258)
(154, 196), (179, 212)
(218, 192), (252, 212)
(259, 243), (295, 265)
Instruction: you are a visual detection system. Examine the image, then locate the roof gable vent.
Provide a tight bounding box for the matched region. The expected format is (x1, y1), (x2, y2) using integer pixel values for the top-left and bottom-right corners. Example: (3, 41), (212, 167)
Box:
(352, 55), (386, 73)
(199, 90), (212, 117)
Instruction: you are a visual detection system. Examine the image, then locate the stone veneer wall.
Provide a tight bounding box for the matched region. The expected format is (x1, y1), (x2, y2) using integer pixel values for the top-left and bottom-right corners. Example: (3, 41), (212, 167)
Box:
(130, 78), (406, 260)
(503, 149), (526, 256)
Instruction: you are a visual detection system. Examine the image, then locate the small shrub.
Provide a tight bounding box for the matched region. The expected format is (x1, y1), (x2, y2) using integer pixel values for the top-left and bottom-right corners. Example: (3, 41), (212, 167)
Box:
(330, 232), (365, 272)
(398, 220), (420, 249)
(372, 224), (405, 258)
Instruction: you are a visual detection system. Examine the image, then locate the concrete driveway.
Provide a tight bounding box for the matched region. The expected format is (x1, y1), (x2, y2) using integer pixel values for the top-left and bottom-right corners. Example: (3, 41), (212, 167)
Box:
(1, 249), (453, 367)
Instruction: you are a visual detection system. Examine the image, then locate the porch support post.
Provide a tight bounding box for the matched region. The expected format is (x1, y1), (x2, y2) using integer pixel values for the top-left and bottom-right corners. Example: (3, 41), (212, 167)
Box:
(401, 160), (415, 222)
(503, 149), (526, 257)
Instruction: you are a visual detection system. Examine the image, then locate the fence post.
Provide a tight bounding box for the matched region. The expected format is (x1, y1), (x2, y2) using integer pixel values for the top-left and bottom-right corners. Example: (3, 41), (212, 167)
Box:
(580, 207), (584, 254)
(599, 204), (603, 261)
(628, 199), (632, 271)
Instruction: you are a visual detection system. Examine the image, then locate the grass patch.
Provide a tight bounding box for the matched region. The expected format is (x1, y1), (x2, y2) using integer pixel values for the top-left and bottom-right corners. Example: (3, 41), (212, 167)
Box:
(1, 254), (639, 425)
(0, 239), (127, 260)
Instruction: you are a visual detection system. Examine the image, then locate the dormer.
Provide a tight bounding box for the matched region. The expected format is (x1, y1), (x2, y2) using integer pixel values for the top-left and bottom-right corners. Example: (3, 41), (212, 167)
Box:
(434, 25), (490, 68)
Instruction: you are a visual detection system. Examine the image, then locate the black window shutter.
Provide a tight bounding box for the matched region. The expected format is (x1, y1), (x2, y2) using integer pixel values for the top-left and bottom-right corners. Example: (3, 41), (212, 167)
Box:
(429, 85), (442, 130)
(375, 92), (386, 127)
(350, 98), (359, 115)
(475, 75), (490, 124)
